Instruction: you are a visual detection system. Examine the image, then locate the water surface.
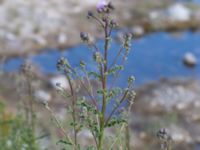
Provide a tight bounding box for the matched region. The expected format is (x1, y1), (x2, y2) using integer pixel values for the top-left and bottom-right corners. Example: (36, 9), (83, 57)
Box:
(4, 31), (200, 87)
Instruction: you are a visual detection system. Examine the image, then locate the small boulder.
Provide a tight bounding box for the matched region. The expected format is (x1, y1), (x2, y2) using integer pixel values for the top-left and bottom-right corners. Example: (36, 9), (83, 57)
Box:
(33, 35), (47, 46)
(132, 26), (145, 37)
(167, 3), (191, 22)
(183, 52), (197, 68)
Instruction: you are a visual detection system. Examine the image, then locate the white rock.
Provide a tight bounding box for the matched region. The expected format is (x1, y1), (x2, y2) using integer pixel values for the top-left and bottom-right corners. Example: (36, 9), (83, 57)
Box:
(34, 90), (51, 104)
(132, 26), (144, 37)
(33, 36), (47, 46)
(149, 11), (161, 20)
(183, 52), (197, 67)
(58, 33), (67, 44)
(167, 3), (191, 22)
(176, 102), (188, 111)
(49, 75), (69, 90)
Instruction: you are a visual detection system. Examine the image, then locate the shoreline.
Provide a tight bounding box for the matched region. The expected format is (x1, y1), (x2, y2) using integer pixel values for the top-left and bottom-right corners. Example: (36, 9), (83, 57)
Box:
(1, 28), (200, 60)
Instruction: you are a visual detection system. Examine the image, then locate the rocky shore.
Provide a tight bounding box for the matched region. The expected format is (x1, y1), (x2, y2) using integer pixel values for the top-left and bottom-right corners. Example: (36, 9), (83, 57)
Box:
(0, 0), (200, 58)
(132, 78), (200, 149)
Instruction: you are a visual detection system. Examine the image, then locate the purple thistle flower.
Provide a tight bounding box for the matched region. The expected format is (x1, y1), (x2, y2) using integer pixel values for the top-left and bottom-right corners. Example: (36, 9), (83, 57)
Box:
(96, 0), (107, 13)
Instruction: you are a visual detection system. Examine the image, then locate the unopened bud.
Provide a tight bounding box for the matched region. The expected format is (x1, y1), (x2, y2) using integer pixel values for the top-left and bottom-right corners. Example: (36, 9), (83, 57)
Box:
(108, 2), (114, 10)
(87, 11), (94, 18)
(80, 32), (89, 42)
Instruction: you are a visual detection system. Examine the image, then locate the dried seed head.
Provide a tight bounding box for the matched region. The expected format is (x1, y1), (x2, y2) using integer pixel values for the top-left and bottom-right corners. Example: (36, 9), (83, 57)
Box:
(128, 76), (135, 84)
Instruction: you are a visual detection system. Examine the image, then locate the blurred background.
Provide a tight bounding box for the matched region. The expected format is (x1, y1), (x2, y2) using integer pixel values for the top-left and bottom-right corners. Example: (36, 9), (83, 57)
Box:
(0, 0), (200, 149)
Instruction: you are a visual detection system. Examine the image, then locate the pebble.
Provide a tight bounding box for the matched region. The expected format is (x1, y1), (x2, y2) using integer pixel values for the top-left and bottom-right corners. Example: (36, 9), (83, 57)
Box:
(183, 52), (197, 68)
(58, 33), (67, 44)
(33, 36), (47, 46)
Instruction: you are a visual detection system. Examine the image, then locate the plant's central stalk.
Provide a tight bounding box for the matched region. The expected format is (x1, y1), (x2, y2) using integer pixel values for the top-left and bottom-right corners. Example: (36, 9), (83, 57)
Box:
(98, 17), (109, 150)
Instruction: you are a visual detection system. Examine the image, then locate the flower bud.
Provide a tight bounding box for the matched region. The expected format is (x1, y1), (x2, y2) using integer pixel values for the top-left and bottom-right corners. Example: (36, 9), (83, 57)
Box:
(80, 32), (89, 42)
(87, 11), (94, 18)
(57, 57), (69, 71)
(108, 2), (114, 10)
(128, 76), (135, 84)
(157, 128), (171, 141)
(124, 32), (133, 40)
(80, 61), (86, 68)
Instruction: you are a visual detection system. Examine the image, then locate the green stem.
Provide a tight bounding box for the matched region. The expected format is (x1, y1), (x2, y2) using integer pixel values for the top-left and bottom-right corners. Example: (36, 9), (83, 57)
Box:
(98, 18), (109, 150)
(105, 90), (129, 126)
(125, 125), (130, 150)
(27, 76), (35, 131)
(66, 75), (78, 149)
(45, 104), (73, 145)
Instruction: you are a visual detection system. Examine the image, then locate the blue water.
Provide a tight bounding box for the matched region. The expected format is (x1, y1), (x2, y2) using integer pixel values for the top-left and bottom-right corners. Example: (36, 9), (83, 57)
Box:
(4, 31), (200, 87)
(177, 0), (200, 3)
(193, 0), (200, 3)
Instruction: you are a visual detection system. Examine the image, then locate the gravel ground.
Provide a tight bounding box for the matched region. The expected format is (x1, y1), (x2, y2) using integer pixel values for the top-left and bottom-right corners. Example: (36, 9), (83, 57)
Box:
(1, 72), (200, 149)
(0, 0), (175, 58)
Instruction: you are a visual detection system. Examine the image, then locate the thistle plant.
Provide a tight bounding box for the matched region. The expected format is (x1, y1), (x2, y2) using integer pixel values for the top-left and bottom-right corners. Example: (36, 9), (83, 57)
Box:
(0, 62), (39, 150)
(46, 2), (135, 150)
(157, 128), (172, 150)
